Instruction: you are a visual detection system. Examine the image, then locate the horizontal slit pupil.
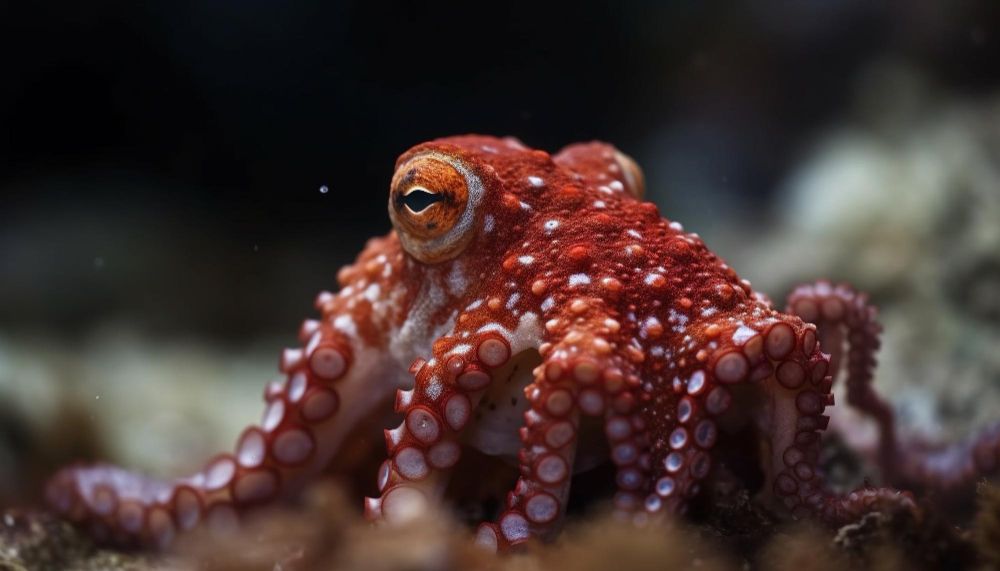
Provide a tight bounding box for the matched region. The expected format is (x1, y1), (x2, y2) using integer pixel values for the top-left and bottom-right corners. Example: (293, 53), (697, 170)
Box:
(402, 189), (443, 213)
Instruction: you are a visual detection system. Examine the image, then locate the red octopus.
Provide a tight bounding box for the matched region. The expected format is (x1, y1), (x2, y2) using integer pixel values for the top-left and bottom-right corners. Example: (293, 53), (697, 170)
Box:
(46, 135), (1000, 551)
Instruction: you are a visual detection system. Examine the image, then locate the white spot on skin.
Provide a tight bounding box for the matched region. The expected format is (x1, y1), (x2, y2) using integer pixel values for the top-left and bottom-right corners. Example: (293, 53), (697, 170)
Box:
(484, 215), (495, 234)
(668, 309), (689, 333)
(644, 273), (664, 285)
(541, 297), (556, 312)
(701, 307), (718, 317)
(518, 255), (535, 265)
(425, 375), (444, 400)
(520, 201), (532, 211)
(445, 344), (473, 357)
(642, 317), (662, 336)
(391, 275), (460, 364)
(512, 312), (542, 353)
(609, 180), (624, 192)
(568, 274), (591, 287)
(363, 283), (381, 302)
(427, 282), (446, 307)
(598, 185), (613, 194)
(465, 299), (483, 311)
(477, 323), (511, 335)
(732, 325), (757, 344)
(627, 229), (642, 239)
(593, 200), (606, 208)
(447, 262), (468, 296)
(669, 221), (684, 232)
(506, 293), (521, 310)
(544, 220), (560, 234)
(528, 176), (544, 187)
(333, 315), (357, 336)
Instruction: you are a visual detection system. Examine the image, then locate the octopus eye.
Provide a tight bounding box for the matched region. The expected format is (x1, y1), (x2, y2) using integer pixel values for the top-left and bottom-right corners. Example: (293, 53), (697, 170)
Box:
(400, 188), (444, 214)
(388, 154), (483, 263)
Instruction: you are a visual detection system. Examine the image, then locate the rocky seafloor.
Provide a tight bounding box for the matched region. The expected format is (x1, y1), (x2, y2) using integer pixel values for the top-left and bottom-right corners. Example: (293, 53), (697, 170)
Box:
(2, 479), (1000, 570)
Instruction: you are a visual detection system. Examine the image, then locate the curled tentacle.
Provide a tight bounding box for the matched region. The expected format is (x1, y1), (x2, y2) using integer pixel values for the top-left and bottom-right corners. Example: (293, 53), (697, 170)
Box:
(787, 280), (1000, 495)
(787, 281), (893, 474)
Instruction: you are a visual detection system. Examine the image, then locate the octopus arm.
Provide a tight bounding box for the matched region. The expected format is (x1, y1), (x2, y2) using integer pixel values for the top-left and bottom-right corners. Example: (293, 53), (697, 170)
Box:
(477, 308), (644, 550)
(364, 312), (525, 532)
(787, 281), (1000, 495)
(45, 243), (404, 548)
(636, 305), (919, 523)
(368, 295), (641, 551)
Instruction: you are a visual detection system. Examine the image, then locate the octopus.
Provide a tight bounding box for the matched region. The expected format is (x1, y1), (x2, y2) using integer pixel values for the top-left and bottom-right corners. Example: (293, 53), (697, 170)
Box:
(45, 135), (1000, 551)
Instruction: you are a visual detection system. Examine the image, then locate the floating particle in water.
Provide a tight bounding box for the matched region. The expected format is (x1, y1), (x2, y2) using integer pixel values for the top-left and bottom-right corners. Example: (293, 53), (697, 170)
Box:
(319, 185), (329, 194)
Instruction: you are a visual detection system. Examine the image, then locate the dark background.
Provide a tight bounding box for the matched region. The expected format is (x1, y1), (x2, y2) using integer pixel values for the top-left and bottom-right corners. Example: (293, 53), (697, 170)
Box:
(3, 0), (998, 341)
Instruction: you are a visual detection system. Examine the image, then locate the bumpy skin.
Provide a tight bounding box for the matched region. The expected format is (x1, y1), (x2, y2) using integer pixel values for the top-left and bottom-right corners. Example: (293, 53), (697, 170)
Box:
(46, 136), (1000, 550)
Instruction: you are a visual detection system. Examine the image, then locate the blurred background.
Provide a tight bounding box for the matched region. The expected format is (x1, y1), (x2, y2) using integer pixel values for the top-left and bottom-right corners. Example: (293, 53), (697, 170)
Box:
(1, 0), (999, 509)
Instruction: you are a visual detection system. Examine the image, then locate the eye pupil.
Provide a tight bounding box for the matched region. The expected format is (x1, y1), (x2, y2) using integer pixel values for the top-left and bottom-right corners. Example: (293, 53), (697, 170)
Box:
(401, 189), (443, 213)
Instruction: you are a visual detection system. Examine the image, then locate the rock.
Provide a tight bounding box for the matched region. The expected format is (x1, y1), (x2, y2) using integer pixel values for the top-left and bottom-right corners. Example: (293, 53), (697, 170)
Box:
(0, 509), (150, 571)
